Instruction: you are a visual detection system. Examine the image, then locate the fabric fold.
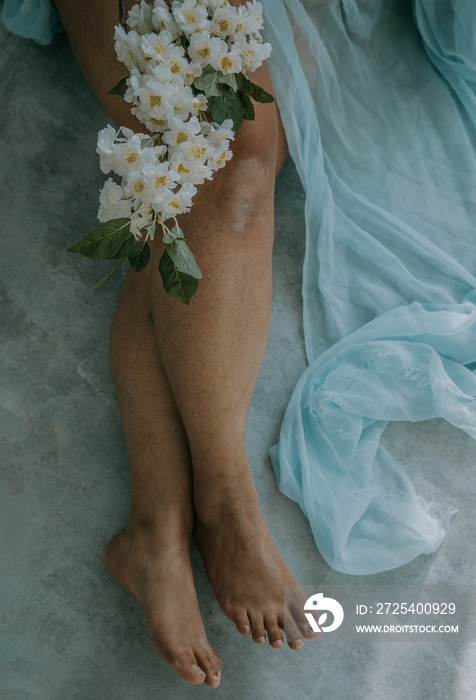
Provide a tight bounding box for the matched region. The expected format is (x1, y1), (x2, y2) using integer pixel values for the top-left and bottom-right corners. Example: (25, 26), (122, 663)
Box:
(263, 0), (476, 573)
(270, 296), (476, 574)
(2, 0), (62, 45)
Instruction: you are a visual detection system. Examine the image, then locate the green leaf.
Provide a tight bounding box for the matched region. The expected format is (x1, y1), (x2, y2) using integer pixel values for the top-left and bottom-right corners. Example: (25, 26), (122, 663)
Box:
(128, 241), (151, 272)
(193, 67), (228, 98)
(68, 218), (132, 260)
(209, 89), (245, 131)
(235, 72), (250, 94)
(89, 257), (126, 289)
(115, 234), (136, 260)
(239, 91), (255, 121)
(158, 249), (199, 305)
(163, 223), (183, 245)
(247, 79), (274, 104)
(236, 73), (274, 104)
(108, 76), (129, 97)
(216, 72), (238, 92)
(167, 238), (202, 279)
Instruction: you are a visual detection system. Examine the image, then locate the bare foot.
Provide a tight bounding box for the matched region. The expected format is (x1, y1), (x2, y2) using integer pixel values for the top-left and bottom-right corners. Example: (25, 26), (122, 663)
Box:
(193, 464), (321, 650)
(106, 520), (222, 687)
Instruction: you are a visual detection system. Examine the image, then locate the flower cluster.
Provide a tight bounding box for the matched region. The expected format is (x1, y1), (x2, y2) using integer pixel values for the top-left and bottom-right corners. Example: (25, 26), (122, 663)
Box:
(97, 0), (270, 236)
(71, 0), (273, 304)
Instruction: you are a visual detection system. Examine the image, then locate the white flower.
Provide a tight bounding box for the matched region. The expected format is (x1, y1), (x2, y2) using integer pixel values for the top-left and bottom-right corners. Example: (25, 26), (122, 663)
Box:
(124, 170), (149, 208)
(176, 134), (214, 164)
(127, 1), (154, 34)
(172, 0), (210, 35)
(161, 182), (197, 217)
(208, 143), (233, 170)
(244, 1), (264, 36)
(170, 151), (214, 185)
(140, 30), (174, 64)
(190, 93), (208, 116)
(208, 119), (235, 147)
(238, 39), (272, 72)
(98, 179), (132, 223)
(151, 5), (181, 38)
(96, 126), (164, 177)
(189, 31), (226, 67)
(144, 162), (181, 206)
(202, 0), (229, 10)
(135, 76), (178, 121)
(169, 83), (197, 119)
(114, 26), (143, 71)
(211, 6), (238, 38)
(211, 46), (242, 74)
(163, 115), (201, 146)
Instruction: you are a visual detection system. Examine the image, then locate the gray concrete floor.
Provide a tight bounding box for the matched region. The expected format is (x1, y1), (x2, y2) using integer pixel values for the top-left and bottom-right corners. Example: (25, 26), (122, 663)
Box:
(1, 19), (476, 700)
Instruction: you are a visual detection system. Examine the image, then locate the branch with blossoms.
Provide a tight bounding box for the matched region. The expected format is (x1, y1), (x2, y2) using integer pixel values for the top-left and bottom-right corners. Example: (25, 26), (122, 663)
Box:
(69, 0), (274, 304)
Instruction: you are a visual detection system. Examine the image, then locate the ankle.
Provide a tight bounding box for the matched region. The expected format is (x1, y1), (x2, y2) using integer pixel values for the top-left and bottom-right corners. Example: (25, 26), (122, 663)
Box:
(125, 507), (194, 543)
(193, 468), (259, 524)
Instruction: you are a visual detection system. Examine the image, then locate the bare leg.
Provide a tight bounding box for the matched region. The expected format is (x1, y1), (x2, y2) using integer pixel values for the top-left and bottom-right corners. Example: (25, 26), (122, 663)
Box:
(106, 268), (222, 686)
(146, 62), (314, 647)
(56, 0), (318, 679)
(56, 0), (222, 686)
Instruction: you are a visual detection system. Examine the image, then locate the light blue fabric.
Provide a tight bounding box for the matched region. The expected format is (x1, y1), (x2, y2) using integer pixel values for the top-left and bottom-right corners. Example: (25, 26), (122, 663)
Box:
(263, 0), (476, 574)
(2, 0), (62, 45)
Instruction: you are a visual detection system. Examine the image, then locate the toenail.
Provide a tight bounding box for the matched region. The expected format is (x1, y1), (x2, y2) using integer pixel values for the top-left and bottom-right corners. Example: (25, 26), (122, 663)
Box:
(192, 664), (206, 677)
(273, 640), (284, 648)
(292, 639), (305, 648)
(306, 624), (320, 636)
(256, 636), (266, 644)
(242, 625), (250, 633)
(213, 673), (221, 683)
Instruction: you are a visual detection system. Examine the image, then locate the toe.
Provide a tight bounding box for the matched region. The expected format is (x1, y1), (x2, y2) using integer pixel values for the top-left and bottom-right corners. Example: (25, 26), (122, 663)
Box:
(291, 604), (321, 640)
(284, 611), (305, 650)
(148, 621), (207, 685)
(170, 651), (208, 684)
(195, 646), (222, 688)
(264, 615), (284, 649)
(249, 612), (267, 645)
(234, 607), (252, 636)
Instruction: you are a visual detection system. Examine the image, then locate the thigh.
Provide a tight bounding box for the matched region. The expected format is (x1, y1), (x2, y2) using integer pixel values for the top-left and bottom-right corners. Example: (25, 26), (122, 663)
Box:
(55, 0), (288, 176)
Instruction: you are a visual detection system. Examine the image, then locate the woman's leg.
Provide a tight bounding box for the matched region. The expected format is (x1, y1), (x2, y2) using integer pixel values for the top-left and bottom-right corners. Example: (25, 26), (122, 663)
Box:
(107, 268), (222, 687)
(55, 0), (223, 686)
(147, 64), (312, 648)
(55, 0), (317, 680)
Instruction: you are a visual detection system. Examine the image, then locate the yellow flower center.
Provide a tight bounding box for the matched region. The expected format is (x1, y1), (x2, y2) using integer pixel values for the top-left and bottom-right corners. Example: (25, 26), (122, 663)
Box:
(125, 149), (140, 164)
(220, 56), (233, 72)
(149, 118), (167, 129)
(133, 181), (145, 194)
(170, 62), (181, 74)
(198, 46), (211, 59)
(217, 18), (231, 33)
(177, 163), (191, 175)
(154, 175), (168, 189)
(190, 145), (207, 160)
(149, 95), (162, 109)
(176, 132), (189, 144)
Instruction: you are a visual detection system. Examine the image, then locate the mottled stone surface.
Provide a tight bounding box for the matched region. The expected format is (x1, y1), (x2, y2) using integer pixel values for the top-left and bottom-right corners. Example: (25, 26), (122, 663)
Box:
(1, 18), (475, 700)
